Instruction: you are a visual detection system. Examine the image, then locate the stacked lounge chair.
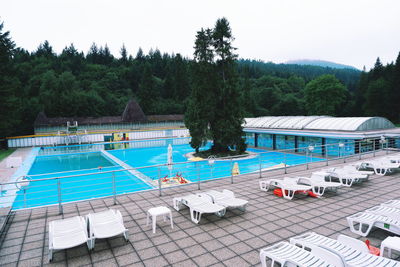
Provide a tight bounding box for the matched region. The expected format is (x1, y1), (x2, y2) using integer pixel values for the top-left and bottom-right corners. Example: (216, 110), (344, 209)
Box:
(260, 232), (400, 266)
(200, 189), (248, 211)
(323, 167), (369, 186)
(259, 177), (317, 200)
(173, 190), (247, 223)
(259, 241), (342, 267)
(290, 232), (400, 266)
(357, 157), (400, 176)
(295, 171), (343, 195)
(347, 200), (400, 236)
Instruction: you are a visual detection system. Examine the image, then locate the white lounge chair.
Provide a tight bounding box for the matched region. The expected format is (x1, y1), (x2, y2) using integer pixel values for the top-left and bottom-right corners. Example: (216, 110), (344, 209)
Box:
(296, 172), (342, 195)
(359, 159), (400, 176)
(259, 177), (315, 200)
(381, 199), (400, 209)
(347, 211), (400, 237)
(173, 194), (226, 224)
(343, 164), (374, 177)
(87, 209), (129, 249)
(290, 232), (400, 266)
(325, 167), (368, 186)
(259, 241), (344, 267)
(366, 205), (400, 219)
(48, 216), (90, 262)
(202, 189), (248, 211)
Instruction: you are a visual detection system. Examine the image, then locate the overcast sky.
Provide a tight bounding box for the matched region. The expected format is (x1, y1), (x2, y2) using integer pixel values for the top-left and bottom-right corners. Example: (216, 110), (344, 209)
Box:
(2, 0), (399, 69)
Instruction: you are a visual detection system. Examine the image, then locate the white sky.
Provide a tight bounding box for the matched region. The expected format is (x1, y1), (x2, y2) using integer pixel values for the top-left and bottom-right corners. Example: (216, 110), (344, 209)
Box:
(2, 0), (400, 69)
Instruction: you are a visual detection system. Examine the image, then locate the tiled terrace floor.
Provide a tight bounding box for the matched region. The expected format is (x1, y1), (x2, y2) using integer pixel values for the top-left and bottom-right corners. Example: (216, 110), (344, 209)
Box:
(1, 151), (400, 266)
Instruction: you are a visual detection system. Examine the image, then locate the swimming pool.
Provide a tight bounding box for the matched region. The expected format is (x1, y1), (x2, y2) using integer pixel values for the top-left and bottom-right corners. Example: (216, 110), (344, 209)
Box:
(11, 138), (323, 209)
(12, 152), (152, 209)
(107, 143), (321, 182)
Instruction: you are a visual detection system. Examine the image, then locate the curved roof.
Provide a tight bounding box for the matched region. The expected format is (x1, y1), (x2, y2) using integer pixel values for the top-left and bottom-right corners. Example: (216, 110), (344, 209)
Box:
(304, 117), (395, 131)
(244, 116), (395, 132)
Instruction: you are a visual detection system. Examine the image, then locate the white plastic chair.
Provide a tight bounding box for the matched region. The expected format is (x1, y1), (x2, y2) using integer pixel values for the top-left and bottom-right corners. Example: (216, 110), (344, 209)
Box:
(173, 194), (226, 224)
(366, 205), (400, 218)
(359, 159), (400, 176)
(202, 189), (248, 211)
(48, 216), (90, 262)
(290, 232), (400, 266)
(87, 209), (129, 249)
(343, 164), (374, 177)
(347, 211), (400, 237)
(259, 241), (344, 267)
(381, 199), (400, 209)
(296, 172), (342, 195)
(260, 177), (314, 200)
(324, 167), (367, 186)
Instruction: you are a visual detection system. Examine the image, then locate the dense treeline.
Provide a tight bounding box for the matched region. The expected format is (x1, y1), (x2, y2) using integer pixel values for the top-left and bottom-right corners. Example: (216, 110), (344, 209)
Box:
(354, 56), (400, 122)
(1, 21), (398, 139)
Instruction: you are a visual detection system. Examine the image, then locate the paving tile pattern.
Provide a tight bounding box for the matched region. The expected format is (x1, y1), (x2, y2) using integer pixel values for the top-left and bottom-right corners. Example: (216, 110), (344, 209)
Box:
(1, 151), (400, 266)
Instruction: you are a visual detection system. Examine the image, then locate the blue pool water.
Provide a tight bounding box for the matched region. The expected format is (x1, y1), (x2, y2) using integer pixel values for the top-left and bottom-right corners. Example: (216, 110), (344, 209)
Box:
(13, 152), (152, 209)
(13, 138), (323, 209)
(108, 144), (323, 182)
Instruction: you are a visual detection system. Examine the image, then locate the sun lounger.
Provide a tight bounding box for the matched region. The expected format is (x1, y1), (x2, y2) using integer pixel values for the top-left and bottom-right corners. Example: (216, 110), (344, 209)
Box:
(259, 241), (344, 267)
(343, 164), (374, 177)
(48, 216), (90, 261)
(325, 167), (368, 185)
(202, 189), (248, 211)
(173, 194), (226, 224)
(365, 205), (400, 219)
(381, 199), (400, 209)
(359, 159), (400, 176)
(347, 211), (400, 237)
(87, 209), (129, 249)
(259, 177), (314, 200)
(296, 172), (342, 195)
(290, 232), (400, 266)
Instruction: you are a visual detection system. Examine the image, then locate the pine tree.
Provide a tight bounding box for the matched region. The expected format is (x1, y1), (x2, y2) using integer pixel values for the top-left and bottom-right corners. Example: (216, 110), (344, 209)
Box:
(210, 18), (246, 153)
(0, 22), (20, 138)
(185, 28), (215, 152)
(87, 43), (99, 64)
(137, 63), (157, 113)
(391, 52), (400, 120)
(120, 44), (128, 64)
(185, 18), (246, 154)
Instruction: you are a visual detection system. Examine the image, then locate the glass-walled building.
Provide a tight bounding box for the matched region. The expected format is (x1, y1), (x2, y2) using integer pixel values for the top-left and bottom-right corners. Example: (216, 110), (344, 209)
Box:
(244, 116), (400, 157)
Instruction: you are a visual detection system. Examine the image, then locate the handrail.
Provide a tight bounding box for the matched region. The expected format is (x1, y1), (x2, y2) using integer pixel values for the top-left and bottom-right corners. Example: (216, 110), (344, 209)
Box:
(3, 138), (386, 186)
(1, 137), (393, 214)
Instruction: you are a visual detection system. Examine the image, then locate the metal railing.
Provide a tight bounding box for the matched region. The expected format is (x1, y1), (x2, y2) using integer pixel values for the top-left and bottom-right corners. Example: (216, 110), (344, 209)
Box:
(1, 137), (397, 214)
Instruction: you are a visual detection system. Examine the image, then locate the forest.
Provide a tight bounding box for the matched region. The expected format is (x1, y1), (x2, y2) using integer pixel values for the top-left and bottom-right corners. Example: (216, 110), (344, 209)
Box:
(1, 21), (399, 139)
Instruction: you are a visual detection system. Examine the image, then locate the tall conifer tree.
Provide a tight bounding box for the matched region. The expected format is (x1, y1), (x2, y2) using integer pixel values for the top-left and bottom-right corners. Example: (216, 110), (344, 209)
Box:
(185, 18), (246, 154)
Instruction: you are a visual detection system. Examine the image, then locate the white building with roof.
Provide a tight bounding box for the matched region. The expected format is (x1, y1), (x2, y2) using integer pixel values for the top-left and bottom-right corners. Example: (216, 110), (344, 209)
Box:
(243, 116), (400, 156)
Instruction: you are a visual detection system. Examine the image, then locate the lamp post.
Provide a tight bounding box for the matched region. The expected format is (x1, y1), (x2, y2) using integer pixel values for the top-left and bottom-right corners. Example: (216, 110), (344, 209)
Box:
(379, 135), (387, 154)
(339, 142), (346, 162)
(308, 144), (315, 163)
(16, 176), (30, 208)
(208, 156), (216, 179)
(338, 142), (344, 159)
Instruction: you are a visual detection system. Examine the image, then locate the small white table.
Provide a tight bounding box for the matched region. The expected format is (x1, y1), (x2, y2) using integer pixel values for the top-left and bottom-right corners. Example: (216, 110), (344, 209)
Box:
(146, 206), (173, 233)
(380, 236), (400, 258)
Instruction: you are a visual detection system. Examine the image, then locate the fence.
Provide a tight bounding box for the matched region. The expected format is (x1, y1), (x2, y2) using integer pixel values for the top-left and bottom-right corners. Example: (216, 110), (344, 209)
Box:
(0, 137), (397, 214)
(7, 129), (189, 148)
(34, 121), (185, 134)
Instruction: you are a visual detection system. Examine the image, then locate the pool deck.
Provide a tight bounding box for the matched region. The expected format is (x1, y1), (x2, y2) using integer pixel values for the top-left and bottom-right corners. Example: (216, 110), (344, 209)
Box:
(0, 148), (32, 184)
(1, 151), (399, 266)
